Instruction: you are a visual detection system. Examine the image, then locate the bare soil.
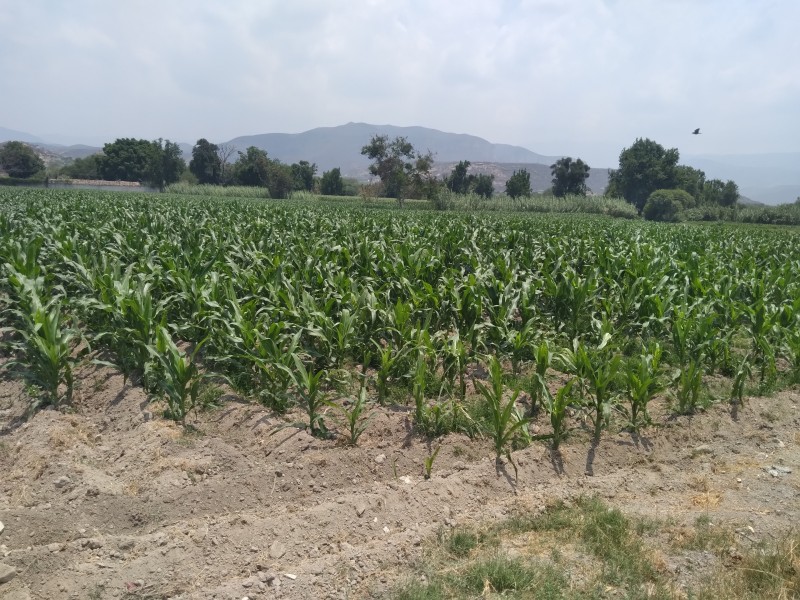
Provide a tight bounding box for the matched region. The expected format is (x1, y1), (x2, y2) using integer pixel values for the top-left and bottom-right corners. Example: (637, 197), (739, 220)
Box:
(0, 363), (798, 600)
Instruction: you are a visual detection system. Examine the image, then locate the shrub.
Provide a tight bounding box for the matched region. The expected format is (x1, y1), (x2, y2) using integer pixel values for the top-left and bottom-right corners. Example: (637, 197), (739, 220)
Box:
(642, 189), (694, 221)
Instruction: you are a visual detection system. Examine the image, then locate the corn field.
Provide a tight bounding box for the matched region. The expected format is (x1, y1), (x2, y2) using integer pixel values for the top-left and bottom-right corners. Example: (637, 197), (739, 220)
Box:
(1, 188), (799, 447)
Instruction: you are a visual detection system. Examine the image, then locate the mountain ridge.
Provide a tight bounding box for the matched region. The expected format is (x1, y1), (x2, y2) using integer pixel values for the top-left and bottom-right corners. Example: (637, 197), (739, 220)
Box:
(3, 123), (797, 204)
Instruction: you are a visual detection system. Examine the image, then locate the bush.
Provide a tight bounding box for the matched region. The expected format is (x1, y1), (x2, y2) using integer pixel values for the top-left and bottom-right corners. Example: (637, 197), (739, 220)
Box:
(642, 189), (694, 222)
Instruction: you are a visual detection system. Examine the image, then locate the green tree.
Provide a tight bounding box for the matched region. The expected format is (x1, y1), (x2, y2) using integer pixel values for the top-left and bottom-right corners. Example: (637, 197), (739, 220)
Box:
(0, 141), (45, 178)
(550, 157), (591, 197)
(267, 160), (293, 199)
(361, 134), (434, 204)
(720, 180), (739, 207)
(189, 138), (222, 184)
(505, 169), (531, 198)
(642, 189), (694, 222)
(232, 146), (271, 187)
(320, 167), (344, 195)
(473, 173), (495, 198)
(446, 160), (472, 194)
(146, 139), (185, 191)
(675, 165), (706, 201)
(291, 160), (317, 191)
(702, 178), (739, 207)
(97, 138), (157, 182)
(230, 147), (293, 198)
(607, 138), (679, 212)
(61, 154), (100, 179)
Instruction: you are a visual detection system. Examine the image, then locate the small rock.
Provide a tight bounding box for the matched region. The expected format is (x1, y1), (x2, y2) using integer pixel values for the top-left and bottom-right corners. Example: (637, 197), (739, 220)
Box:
(269, 540), (286, 559)
(54, 476), (72, 489)
(692, 445), (713, 457)
(47, 542), (63, 553)
(86, 539), (103, 550)
(355, 504), (367, 517)
(119, 540), (135, 551)
(284, 573), (297, 580)
(242, 580), (253, 588)
(374, 454), (386, 464)
(0, 522), (4, 535)
(0, 562), (17, 583)
(85, 487), (100, 497)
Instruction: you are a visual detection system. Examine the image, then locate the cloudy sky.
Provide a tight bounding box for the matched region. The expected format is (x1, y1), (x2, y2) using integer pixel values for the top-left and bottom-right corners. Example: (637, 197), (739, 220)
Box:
(1, 0), (798, 167)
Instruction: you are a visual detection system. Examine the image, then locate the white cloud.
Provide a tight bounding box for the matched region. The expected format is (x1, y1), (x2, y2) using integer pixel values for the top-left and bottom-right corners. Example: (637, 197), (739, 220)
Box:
(0, 0), (797, 164)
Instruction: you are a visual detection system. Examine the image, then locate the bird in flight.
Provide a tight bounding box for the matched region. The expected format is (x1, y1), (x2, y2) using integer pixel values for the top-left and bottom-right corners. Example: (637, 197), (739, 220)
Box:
(692, 128), (701, 135)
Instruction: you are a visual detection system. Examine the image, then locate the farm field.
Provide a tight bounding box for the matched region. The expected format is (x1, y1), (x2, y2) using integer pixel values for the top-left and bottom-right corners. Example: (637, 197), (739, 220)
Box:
(1, 188), (799, 599)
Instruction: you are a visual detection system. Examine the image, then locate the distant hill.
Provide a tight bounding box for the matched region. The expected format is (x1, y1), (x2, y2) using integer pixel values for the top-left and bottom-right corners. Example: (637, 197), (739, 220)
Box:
(3, 123), (797, 204)
(224, 122), (562, 179)
(0, 126), (43, 144)
(683, 152), (800, 206)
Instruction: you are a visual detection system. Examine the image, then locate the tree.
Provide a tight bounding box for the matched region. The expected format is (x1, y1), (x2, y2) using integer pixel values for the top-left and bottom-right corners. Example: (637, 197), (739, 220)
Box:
(147, 139), (186, 191)
(216, 143), (237, 183)
(473, 174), (495, 198)
(446, 160), (472, 194)
(607, 138), (679, 212)
(361, 134), (434, 204)
(232, 147), (271, 187)
(505, 169), (531, 198)
(0, 141), (45, 178)
(409, 151), (438, 200)
(320, 168), (344, 195)
(642, 189), (694, 222)
(189, 138), (222, 184)
(550, 157), (590, 197)
(62, 154), (100, 179)
(720, 180), (739, 207)
(291, 160), (317, 191)
(702, 178), (739, 207)
(266, 160), (293, 199)
(97, 138), (157, 182)
(230, 147), (293, 198)
(674, 165), (706, 201)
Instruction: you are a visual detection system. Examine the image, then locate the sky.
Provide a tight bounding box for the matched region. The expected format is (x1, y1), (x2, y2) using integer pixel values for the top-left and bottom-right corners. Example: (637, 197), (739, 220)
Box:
(1, 0), (798, 167)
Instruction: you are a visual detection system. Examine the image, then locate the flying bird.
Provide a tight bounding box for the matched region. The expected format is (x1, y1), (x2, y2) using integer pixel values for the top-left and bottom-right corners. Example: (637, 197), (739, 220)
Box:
(692, 128), (701, 135)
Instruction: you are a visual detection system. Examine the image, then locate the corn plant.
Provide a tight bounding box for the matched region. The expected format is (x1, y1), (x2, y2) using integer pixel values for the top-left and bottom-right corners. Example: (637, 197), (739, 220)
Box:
(537, 376), (575, 450)
(373, 340), (411, 405)
(2, 299), (79, 408)
(291, 355), (330, 438)
(784, 329), (800, 385)
(423, 446), (440, 480)
(673, 358), (705, 415)
(474, 356), (529, 479)
(558, 336), (621, 443)
(146, 326), (215, 424)
(621, 343), (664, 432)
(439, 331), (469, 399)
(525, 340), (552, 416)
(412, 353), (428, 428)
(731, 353), (753, 407)
(335, 376), (373, 446)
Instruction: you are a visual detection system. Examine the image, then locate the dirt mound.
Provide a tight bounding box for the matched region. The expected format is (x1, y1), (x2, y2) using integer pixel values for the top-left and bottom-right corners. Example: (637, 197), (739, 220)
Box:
(1, 364), (798, 599)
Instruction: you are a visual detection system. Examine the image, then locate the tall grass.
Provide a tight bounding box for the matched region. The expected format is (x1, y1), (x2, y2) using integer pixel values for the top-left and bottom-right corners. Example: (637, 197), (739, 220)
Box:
(165, 182), (271, 198)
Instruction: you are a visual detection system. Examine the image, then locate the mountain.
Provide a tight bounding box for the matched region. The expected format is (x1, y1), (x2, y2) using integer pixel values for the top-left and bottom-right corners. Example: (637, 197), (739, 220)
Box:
(0, 126), (43, 144)
(683, 152), (800, 206)
(223, 122), (562, 179)
(3, 122), (796, 203)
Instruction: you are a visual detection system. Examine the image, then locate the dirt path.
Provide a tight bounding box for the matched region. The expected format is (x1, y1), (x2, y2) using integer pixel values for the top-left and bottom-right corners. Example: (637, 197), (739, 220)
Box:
(1, 365), (797, 599)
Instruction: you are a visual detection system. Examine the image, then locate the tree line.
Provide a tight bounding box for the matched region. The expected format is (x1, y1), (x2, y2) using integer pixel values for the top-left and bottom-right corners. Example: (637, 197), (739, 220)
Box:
(1, 133), (740, 215)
